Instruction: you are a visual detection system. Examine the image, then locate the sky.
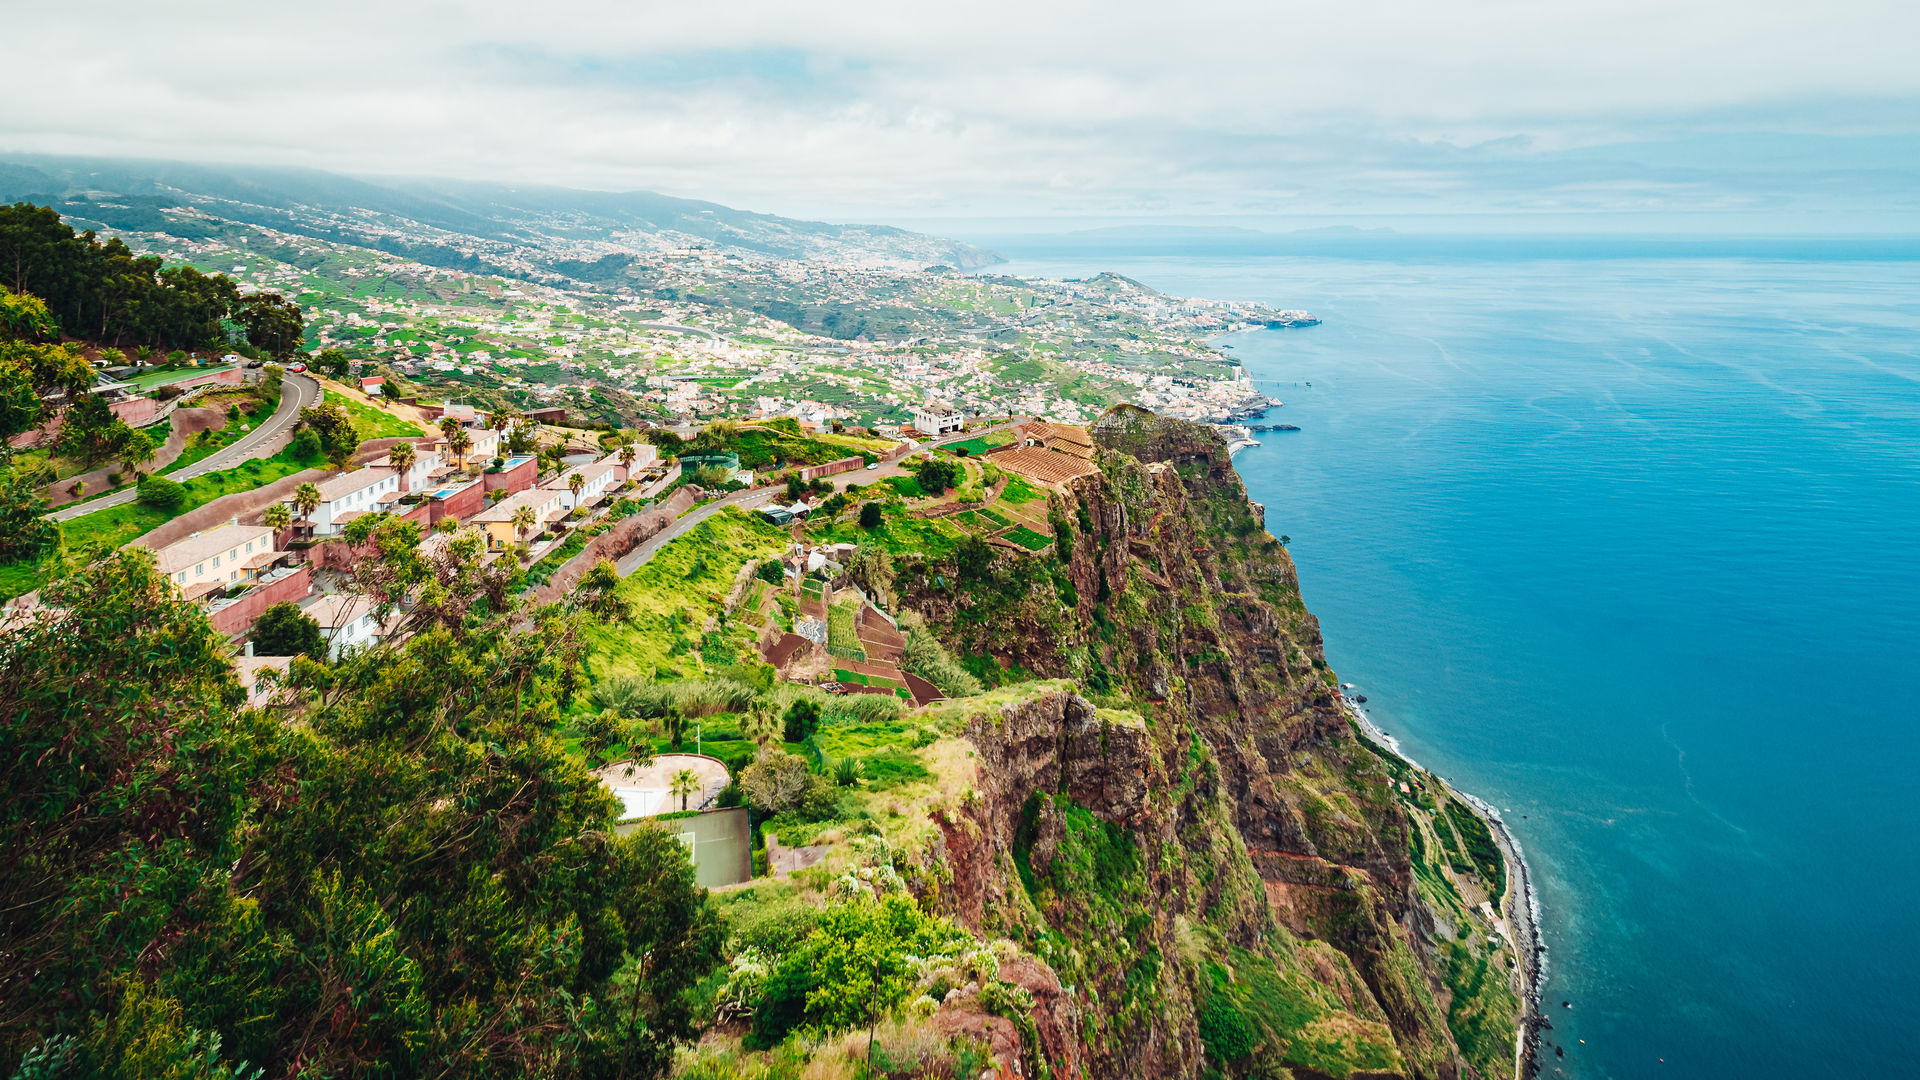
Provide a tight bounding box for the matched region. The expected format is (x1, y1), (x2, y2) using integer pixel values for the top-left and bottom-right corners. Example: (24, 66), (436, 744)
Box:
(9, 0), (1920, 231)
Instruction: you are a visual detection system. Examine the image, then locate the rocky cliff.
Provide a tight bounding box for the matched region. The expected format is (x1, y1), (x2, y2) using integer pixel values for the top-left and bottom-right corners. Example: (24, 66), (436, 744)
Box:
(900, 407), (1521, 1079)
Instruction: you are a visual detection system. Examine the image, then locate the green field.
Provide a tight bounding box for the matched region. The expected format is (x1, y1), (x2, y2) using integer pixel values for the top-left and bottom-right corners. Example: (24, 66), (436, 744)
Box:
(1000, 476), (1045, 504)
(582, 509), (788, 681)
(330, 392), (424, 440)
(943, 431), (1013, 457)
(1003, 525), (1054, 551)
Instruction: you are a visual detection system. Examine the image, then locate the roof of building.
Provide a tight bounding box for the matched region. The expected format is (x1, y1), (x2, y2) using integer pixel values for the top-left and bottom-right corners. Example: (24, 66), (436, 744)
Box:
(541, 461), (618, 491)
(154, 523), (276, 574)
(918, 401), (959, 415)
(302, 593), (369, 629)
(316, 467), (397, 502)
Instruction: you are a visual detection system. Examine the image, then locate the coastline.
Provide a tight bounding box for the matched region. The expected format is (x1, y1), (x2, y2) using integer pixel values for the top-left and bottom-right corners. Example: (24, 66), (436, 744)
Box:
(1341, 696), (1545, 1080)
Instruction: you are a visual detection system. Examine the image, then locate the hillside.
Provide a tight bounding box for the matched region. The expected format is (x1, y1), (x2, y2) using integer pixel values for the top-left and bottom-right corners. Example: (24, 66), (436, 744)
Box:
(0, 154), (998, 277)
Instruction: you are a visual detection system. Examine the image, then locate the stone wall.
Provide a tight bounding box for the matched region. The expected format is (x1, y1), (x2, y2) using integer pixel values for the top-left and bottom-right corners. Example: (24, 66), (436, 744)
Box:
(528, 488), (696, 605)
(209, 564), (313, 638)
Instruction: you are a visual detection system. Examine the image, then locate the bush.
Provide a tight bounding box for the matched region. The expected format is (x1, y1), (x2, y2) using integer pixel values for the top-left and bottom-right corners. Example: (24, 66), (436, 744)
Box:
(286, 428), (322, 462)
(135, 475), (186, 512)
(756, 559), (786, 586)
(782, 699), (820, 743)
(859, 501), (882, 529)
(1198, 997), (1256, 1063)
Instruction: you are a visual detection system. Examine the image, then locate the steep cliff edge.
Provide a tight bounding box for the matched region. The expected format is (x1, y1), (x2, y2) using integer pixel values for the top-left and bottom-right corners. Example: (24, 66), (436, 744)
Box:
(898, 408), (1522, 1079)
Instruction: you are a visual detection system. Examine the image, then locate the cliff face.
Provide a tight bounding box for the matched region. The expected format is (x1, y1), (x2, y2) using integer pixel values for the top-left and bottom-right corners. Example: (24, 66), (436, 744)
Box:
(904, 408), (1519, 1079)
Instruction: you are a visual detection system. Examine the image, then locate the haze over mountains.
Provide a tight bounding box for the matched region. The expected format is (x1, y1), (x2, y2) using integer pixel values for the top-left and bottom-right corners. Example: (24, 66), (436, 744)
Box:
(0, 154), (999, 281)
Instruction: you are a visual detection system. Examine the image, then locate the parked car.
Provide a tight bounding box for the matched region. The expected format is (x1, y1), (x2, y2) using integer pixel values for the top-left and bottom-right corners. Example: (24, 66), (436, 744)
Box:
(865, 462), (880, 470)
(287, 362), (308, 373)
(245, 359), (265, 369)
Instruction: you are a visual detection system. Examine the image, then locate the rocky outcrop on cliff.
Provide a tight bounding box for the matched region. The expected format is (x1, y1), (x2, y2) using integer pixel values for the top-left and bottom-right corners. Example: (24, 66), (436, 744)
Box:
(900, 407), (1517, 1080)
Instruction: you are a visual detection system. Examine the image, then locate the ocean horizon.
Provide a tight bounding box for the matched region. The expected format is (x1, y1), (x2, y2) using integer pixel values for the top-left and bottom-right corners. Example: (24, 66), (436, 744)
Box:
(976, 236), (1920, 1079)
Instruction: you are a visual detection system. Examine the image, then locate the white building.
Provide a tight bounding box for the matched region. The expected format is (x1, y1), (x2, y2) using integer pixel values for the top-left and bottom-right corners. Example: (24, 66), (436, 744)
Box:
(367, 442), (443, 492)
(913, 401), (964, 436)
(541, 461), (620, 511)
(153, 523), (282, 598)
(304, 594), (401, 660)
(302, 468), (401, 536)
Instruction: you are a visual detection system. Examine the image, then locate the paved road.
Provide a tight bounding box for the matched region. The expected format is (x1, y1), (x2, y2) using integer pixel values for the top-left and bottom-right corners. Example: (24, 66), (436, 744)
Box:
(52, 374), (319, 522)
(614, 486), (780, 577)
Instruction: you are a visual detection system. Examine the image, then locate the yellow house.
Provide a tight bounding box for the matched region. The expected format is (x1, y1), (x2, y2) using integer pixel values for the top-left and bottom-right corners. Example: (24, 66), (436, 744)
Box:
(153, 523), (283, 599)
(471, 486), (567, 551)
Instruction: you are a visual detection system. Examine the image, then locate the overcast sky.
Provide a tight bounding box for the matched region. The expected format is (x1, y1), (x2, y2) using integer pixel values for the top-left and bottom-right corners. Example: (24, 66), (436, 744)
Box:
(9, 0), (1920, 229)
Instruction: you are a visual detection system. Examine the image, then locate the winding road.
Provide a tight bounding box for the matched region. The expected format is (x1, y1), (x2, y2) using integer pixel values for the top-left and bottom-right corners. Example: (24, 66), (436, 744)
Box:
(51, 373), (319, 522)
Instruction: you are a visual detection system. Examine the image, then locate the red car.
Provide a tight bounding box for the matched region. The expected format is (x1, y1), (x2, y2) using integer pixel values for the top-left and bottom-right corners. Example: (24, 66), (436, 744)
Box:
(287, 362), (308, 373)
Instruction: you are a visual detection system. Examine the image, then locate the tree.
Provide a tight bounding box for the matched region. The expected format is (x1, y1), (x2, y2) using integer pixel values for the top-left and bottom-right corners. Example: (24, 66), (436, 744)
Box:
(618, 441), (637, 473)
(117, 426), (156, 478)
(669, 768), (700, 812)
(0, 467), (58, 563)
(447, 428), (473, 470)
(739, 749), (814, 815)
(379, 379), (400, 400)
(262, 502), (290, 533)
(0, 547), (720, 1077)
(297, 402), (358, 468)
(56, 393), (125, 467)
(579, 709), (624, 769)
(911, 457), (959, 494)
(315, 347), (350, 378)
(784, 473), (808, 501)
(512, 504), (537, 546)
(955, 534), (994, 581)
(292, 481), (322, 536)
(567, 471), (585, 505)
(250, 600), (324, 657)
(388, 441), (417, 491)
(859, 501), (883, 529)
(235, 293), (304, 358)
(782, 699), (821, 743)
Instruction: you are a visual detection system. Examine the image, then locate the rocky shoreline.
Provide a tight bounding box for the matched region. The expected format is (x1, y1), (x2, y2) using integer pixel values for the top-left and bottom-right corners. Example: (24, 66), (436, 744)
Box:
(1343, 697), (1545, 1080)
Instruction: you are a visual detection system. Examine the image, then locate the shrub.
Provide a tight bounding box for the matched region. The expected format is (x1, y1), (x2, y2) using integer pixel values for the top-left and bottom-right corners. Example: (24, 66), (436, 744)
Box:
(1198, 997), (1256, 1063)
(782, 699), (821, 743)
(135, 475), (186, 512)
(859, 501), (882, 529)
(756, 559), (786, 586)
(286, 428), (322, 462)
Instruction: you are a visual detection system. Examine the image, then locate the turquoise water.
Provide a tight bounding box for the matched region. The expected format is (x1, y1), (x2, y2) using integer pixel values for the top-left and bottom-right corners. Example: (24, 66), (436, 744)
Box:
(983, 239), (1920, 1079)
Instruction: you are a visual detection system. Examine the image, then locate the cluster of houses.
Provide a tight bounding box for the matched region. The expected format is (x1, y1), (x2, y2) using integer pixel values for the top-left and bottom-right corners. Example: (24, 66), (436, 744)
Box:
(147, 406), (661, 676)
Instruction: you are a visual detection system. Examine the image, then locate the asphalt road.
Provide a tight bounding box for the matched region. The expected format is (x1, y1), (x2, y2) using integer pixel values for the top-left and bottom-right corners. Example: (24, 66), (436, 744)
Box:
(614, 486), (780, 577)
(51, 373), (320, 522)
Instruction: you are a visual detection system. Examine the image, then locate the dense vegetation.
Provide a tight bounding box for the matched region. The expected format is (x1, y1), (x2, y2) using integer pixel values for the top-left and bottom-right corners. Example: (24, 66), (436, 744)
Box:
(0, 203), (302, 353)
(0, 540), (715, 1078)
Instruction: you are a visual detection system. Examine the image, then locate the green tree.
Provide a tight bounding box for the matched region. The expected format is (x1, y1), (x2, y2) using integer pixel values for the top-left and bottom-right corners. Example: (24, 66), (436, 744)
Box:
(235, 294), (304, 358)
(512, 504), (537, 546)
(0, 548), (720, 1078)
(316, 348), (350, 378)
(118, 426), (156, 479)
(291, 481), (322, 536)
(297, 402), (358, 468)
(669, 768), (701, 813)
(249, 601), (323, 657)
(567, 471), (585, 505)
(0, 466), (59, 563)
(388, 440), (416, 491)
(262, 502), (290, 533)
(858, 501), (883, 529)
(447, 428), (473, 470)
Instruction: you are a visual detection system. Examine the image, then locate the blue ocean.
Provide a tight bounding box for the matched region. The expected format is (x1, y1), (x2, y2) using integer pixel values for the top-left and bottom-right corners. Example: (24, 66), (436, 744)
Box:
(981, 236), (1920, 1079)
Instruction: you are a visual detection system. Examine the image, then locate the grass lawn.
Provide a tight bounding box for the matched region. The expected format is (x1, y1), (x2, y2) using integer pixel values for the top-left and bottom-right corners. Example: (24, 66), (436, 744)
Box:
(582, 509), (788, 681)
(61, 446), (321, 556)
(810, 507), (966, 559)
(1000, 476), (1045, 504)
(330, 393), (423, 440)
(1003, 525), (1054, 551)
(0, 561), (50, 601)
(160, 402), (275, 476)
(884, 475), (923, 498)
(944, 431), (1013, 457)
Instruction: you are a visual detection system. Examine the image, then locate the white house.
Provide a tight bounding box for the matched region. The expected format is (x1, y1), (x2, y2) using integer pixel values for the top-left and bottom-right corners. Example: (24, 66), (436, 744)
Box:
(367, 442), (443, 492)
(302, 468), (400, 536)
(541, 461), (620, 511)
(154, 523), (283, 598)
(304, 593), (401, 660)
(913, 401), (964, 436)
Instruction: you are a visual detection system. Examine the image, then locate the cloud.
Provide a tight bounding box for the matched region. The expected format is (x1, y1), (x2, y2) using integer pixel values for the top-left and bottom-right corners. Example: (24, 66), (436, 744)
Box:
(7, 0), (1919, 223)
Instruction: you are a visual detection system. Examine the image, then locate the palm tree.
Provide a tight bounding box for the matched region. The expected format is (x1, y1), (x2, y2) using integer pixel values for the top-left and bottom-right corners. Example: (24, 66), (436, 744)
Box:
(669, 768), (700, 812)
(489, 409), (512, 434)
(437, 415), (463, 442)
(263, 502), (291, 537)
(512, 504), (537, 548)
(292, 482), (322, 538)
(567, 471), (584, 506)
(618, 441), (637, 474)
(448, 429), (473, 471)
(389, 441), (416, 492)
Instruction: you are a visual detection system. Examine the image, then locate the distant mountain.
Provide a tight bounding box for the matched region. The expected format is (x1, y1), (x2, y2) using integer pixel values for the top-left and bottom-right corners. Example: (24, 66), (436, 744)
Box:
(0, 153), (999, 278)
